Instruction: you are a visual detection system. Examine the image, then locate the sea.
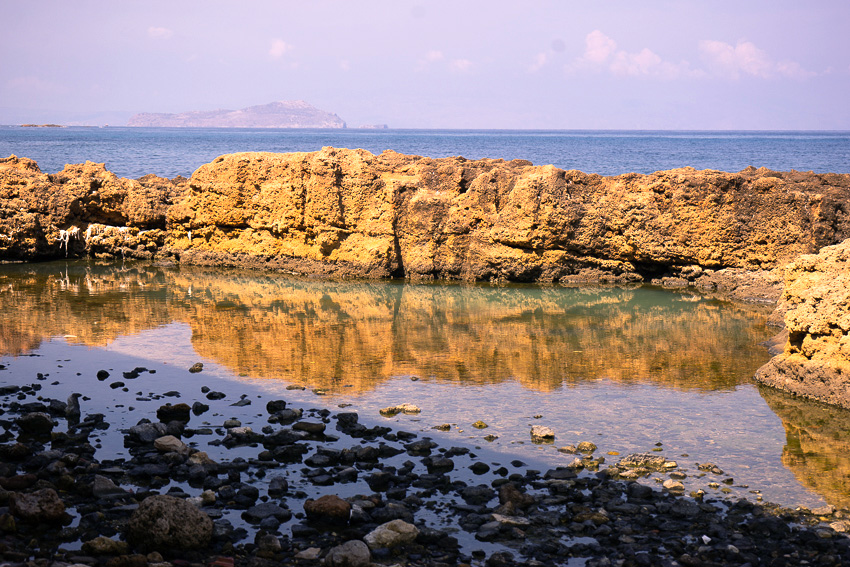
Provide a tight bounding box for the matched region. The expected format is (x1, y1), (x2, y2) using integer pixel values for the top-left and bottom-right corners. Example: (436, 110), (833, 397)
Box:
(2, 127), (850, 518)
(0, 126), (849, 178)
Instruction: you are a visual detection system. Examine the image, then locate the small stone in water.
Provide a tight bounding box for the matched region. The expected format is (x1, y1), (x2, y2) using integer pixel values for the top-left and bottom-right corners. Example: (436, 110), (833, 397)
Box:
(433, 423), (451, 431)
(189, 362), (204, 373)
(472, 420), (488, 429)
(576, 441), (597, 453)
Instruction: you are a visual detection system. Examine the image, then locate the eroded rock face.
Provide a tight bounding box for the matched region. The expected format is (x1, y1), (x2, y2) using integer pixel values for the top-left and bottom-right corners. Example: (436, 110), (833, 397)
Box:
(4, 149), (849, 286)
(167, 149), (850, 283)
(755, 239), (850, 407)
(0, 155), (187, 260)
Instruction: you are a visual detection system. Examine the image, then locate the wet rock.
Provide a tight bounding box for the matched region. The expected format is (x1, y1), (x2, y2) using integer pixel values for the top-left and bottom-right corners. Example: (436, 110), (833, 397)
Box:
(96, 369), (110, 381)
(530, 425), (554, 442)
(189, 362), (204, 373)
(662, 479), (685, 493)
(293, 421), (326, 434)
(379, 403), (421, 417)
(295, 547), (321, 560)
(363, 519), (420, 549)
(304, 494), (351, 523)
(462, 484), (496, 505)
(499, 483), (535, 510)
(264, 427), (308, 446)
(92, 475), (129, 499)
(156, 403), (191, 423)
(472, 420), (488, 429)
(617, 453), (677, 472)
(269, 408), (303, 424)
(15, 412), (54, 435)
(266, 400), (287, 413)
(268, 475), (289, 496)
(243, 502), (292, 523)
(126, 494), (213, 550)
(424, 456), (455, 473)
(470, 462), (491, 474)
(325, 539), (371, 567)
(10, 487), (66, 523)
(577, 441), (597, 453)
(192, 401), (209, 415)
(405, 439), (437, 455)
(206, 390), (226, 400)
(153, 434), (189, 454)
(82, 536), (130, 555)
(127, 421), (167, 444)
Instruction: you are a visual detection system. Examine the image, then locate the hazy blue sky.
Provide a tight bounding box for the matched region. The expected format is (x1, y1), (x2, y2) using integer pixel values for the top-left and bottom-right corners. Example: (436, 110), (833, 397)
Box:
(2, 1), (849, 129)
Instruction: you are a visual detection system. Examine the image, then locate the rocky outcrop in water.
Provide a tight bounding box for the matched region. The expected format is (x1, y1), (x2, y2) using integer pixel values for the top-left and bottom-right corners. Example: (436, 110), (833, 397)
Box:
(167, 149), (850, 290)
(755, 239), (850, 407)
(0, 155), (186, 260)
(3, 148), (850, 291)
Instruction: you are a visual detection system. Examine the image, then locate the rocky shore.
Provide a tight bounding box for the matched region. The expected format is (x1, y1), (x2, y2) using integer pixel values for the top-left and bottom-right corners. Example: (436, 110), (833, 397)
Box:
(754, 239), (850, 408)
(2, 150), (850, 293)
(1, 358), (849, 567)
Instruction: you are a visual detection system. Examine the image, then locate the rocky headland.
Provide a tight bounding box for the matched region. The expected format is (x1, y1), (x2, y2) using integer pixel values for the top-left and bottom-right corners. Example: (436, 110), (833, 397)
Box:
(127, 101), (346, 129)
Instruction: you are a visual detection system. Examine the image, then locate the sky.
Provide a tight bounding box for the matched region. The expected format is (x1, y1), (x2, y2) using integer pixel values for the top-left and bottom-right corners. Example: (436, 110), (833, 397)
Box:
(1, 0), (849, 129)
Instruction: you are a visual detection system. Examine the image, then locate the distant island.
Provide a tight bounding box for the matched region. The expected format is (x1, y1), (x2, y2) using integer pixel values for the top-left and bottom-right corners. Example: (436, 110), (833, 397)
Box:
(20, 124), (64, 128)
(127, 100), (346, 128)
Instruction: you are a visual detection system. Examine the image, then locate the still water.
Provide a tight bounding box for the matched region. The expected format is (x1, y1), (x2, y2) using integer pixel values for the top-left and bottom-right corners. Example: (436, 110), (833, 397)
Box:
(1, 260), (849, 511)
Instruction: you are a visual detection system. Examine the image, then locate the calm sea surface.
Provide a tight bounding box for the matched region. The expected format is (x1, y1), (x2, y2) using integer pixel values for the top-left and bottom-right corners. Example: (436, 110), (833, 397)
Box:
(1, 126), (849, 178)
(2, 261), (850, 513)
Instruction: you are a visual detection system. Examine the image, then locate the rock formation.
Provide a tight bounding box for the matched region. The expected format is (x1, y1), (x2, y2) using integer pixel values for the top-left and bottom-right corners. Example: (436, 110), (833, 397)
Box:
(755, 239), (850, 407)
(3, 148), (850, 288)
(127, 100), (346, 128)
(0, 155), (186, 261)
(166, 148), (850, 291)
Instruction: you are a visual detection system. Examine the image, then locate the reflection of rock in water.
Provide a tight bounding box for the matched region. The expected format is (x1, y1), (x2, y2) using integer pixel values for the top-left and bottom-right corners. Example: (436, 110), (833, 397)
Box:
(0, 261), (772, 395)
(0, 262), (174, 355)
(759, 385), (850, 509)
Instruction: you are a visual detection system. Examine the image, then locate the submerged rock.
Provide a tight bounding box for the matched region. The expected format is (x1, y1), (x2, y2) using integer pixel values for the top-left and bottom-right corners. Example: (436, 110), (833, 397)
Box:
(379, 403), (421, 416)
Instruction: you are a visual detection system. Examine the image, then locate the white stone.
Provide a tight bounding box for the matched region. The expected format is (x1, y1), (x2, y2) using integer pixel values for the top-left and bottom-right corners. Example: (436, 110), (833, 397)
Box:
(153, 435), (188, 454)
(363, 519), (419, 549)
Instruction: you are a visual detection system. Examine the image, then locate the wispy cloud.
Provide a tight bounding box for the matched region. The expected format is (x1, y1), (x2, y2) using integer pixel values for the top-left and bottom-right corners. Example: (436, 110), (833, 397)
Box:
(147, 26), (173, 40)
(451, 59), (472, 73)
(417, 50), (471, 73)
(699, 39), (814, 79)
(529, 52), (548, 73)
(425, 50), (444, 63)
(269, 39), (293, 59)
(569, 30), (690, 79)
